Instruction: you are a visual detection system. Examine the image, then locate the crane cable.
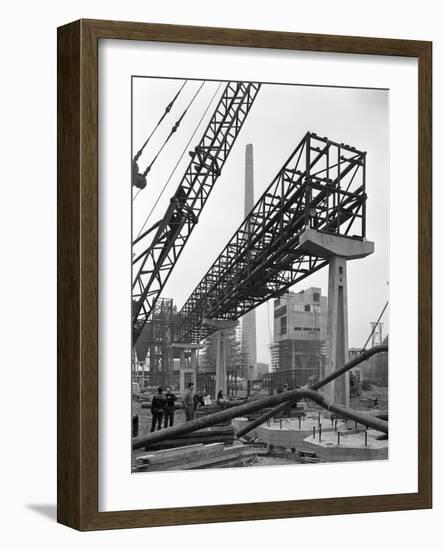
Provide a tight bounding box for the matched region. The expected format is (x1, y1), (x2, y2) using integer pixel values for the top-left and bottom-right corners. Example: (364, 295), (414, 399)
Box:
(360, 300), (389, 353)
(133, 80), (187, 163)
(135, 82), (223, 237)
(140, 81), (206, 178)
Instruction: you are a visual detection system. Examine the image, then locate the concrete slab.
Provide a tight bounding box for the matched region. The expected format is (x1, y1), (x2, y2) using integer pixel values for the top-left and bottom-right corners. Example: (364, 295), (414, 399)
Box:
(302, 429), (388, 462)
(299, 228), (374, 260)
(233, 414), (347, 450)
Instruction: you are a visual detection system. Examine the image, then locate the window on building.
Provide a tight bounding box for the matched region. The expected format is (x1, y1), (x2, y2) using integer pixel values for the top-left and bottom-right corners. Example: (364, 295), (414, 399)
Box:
(275, 298), (280, 306)
(304, 304), (311, 312)
(274, 305), (287, 318)
(313, 292), (320, 302)
(280, 316), (287, 335)
(294, 326), (302, 331)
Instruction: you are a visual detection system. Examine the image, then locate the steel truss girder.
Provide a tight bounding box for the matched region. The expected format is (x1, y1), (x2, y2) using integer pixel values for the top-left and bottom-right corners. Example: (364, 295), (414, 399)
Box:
(132, 81), (261, 341)
(176, 132), (367, 344)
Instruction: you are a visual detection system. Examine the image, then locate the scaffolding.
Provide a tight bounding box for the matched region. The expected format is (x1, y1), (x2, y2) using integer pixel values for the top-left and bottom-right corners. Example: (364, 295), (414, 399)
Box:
(269, 339), (325, 387)
(133, 298), (174, 388)
(198, 324), (247, 379)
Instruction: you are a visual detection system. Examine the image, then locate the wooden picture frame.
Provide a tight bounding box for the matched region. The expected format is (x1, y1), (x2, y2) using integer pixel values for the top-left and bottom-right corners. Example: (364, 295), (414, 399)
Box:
(57, 19), (432, 531)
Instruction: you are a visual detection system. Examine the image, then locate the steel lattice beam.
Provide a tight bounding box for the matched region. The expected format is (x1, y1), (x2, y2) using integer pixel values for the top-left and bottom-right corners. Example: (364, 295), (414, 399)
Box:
(132, 81), (261, 341)
(176, 132), (367, 344)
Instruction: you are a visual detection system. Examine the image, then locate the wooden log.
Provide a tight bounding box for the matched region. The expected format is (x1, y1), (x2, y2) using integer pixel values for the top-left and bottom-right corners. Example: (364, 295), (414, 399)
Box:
(133, 384), (388, 450)
(174, 427), (234, 438)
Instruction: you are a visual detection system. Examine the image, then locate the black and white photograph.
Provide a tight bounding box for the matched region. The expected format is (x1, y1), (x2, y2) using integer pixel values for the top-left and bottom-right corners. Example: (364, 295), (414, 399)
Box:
(131, 76), (390, 472)
(1, 0), (435, 541)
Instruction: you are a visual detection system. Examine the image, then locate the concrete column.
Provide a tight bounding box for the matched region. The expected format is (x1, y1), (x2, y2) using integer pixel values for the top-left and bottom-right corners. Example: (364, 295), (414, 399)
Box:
(179, 349), (185, 393)
(326, 256), (350, 406)
(298, 228), (375, 407)
(242, 143), (257, 380)
(149, 344), (155, 386)
(190, 349), (197, 386)
(216, 329), (227, 396)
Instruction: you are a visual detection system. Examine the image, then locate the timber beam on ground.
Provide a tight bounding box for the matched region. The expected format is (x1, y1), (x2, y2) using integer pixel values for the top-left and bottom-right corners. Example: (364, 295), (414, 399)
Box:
(133, 387), (387, 450)
(132, 344), (388, 450)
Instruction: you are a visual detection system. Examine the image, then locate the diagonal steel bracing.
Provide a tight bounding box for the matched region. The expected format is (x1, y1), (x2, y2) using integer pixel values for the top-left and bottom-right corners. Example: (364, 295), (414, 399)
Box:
(132, 82), (261, 341)
(176, 132), (367, 344)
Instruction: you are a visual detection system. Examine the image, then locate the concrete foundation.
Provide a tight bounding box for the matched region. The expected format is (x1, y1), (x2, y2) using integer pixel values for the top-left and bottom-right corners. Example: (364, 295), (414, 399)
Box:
(302, 430), (388, 462)
(232, 416), (387, 462)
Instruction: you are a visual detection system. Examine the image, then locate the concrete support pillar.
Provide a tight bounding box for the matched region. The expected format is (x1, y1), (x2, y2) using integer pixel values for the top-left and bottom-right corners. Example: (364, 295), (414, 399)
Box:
(298, 228), (375, 407)
(216, 329), (227, 397)
(149, 344), (155, 386)
(171, 344), (202, 395)
(179, 349), (185, 393)
(190, 349), (197, 386)
(326, 256), (350, 406)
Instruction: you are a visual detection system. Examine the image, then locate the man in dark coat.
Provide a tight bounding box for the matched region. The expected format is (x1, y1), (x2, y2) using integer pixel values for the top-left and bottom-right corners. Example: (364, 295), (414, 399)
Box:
(164, 386), (177, 428)
(150, 387), (166, 432)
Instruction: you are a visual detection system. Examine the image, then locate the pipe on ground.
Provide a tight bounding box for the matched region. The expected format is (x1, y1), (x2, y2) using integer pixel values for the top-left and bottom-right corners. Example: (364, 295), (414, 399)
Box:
(133, 387), (387, 450)
(236, 344), (388, 438)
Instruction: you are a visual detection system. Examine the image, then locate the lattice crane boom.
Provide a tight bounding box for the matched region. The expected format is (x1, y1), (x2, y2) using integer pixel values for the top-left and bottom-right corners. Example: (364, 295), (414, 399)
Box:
(132, 81), (261, 341)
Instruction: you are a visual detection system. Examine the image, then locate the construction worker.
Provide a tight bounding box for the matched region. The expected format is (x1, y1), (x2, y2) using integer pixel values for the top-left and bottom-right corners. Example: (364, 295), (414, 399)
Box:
(164, 386), (177, 428)
(193, 389), (205, 411)
(216, 389), (227, 409)
(150, 387), (166, 432)
(183, 382), (195, 422)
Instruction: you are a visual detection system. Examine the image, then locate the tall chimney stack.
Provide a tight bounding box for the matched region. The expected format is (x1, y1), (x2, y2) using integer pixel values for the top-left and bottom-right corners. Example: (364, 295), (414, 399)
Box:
(241, 144), (258, 381)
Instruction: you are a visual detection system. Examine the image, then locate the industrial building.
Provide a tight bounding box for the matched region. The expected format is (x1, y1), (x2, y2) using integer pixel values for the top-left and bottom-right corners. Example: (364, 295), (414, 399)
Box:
(270, 288), (327, 385)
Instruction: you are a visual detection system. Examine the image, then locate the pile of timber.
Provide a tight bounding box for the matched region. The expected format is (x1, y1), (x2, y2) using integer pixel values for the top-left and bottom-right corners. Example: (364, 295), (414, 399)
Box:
(134, 442), (267, 471)
(143, 426), (235, 451)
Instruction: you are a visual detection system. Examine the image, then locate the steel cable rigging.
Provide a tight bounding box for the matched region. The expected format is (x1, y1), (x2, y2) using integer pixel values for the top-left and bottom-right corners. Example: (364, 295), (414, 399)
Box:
(360, 300), (389, 352)
(133, 80), (187, 163)
(132, 80), (187, 191)
(132, 81), (205, 193)
(134, 82), (223, 239)
(141, 81), (205, 177)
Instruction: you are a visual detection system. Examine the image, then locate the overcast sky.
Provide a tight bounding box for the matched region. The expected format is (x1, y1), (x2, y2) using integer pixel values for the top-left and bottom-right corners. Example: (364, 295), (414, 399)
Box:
(132, 77), (389, 365)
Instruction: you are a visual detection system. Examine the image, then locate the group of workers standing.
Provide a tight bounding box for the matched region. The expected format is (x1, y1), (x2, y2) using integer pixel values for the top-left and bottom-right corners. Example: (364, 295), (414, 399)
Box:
(150, 386), (178, 432)
(150, 382), (207, 432)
